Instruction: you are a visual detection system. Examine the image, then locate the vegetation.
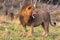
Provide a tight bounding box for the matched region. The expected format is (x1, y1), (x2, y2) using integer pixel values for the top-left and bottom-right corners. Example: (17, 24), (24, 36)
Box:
(0, 0), (60, 40)
(0, 8), (60, 40)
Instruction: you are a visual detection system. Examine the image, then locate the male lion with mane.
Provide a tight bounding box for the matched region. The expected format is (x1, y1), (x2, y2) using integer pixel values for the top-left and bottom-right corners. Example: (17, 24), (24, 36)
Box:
(19, 3), (56, 37)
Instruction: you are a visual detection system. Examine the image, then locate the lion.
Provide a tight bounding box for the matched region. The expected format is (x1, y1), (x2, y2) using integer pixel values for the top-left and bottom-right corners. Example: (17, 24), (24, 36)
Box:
(19, 3), (56, 37)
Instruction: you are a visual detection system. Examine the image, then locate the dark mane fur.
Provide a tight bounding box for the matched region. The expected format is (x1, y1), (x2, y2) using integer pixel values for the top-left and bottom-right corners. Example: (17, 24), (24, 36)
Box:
(21, 3), (33, 11)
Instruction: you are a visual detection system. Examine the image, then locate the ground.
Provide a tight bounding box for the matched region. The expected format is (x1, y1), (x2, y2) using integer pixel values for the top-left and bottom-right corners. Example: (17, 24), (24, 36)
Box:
(0, 9), (60, 40)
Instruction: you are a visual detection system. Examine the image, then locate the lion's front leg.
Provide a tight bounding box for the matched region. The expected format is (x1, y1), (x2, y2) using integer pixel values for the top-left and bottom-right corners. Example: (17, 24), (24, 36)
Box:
(22, 25), (26, 37)
(28, 25), (33, 36)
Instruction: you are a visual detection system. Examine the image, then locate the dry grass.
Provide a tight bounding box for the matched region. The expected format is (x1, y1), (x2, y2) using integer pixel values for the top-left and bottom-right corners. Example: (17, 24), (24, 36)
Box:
(0, 11), (60, 40)
(0, 7), (60, 40)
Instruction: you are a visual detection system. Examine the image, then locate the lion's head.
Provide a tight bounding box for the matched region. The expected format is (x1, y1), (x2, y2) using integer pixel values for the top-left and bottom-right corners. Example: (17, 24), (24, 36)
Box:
(20, 3), (35, 23)
(21, 3), (34, 16)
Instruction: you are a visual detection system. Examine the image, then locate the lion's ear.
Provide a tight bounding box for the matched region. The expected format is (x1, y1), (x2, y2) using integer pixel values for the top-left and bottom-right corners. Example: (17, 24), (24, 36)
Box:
(26, 6), (32, 10)
(28, 6), (32, 9)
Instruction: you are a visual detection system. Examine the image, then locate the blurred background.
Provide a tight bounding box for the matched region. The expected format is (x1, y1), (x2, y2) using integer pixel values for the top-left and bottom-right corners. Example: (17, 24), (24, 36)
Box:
(0, 0), (60, 21)
(0, 0), (60, 40)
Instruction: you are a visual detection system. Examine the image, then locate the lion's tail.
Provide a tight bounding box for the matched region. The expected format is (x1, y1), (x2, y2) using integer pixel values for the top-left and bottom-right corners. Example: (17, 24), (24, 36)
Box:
(50, 20), (56, 26)
(49, 13), (56, 26)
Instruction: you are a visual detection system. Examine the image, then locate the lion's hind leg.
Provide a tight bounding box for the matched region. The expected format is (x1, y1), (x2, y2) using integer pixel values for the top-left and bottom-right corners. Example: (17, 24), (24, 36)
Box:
(42, 22), (49, 37)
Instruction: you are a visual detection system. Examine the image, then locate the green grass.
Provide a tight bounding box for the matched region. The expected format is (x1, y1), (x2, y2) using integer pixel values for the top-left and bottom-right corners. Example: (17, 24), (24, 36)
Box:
(0, 21), (60, 40)
(0, 9), (60, 40)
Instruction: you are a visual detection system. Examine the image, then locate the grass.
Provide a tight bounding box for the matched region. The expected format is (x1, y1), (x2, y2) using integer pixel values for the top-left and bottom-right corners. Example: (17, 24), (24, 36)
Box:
(0, 9), (60, 40)
(0, 16), (60, 40)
